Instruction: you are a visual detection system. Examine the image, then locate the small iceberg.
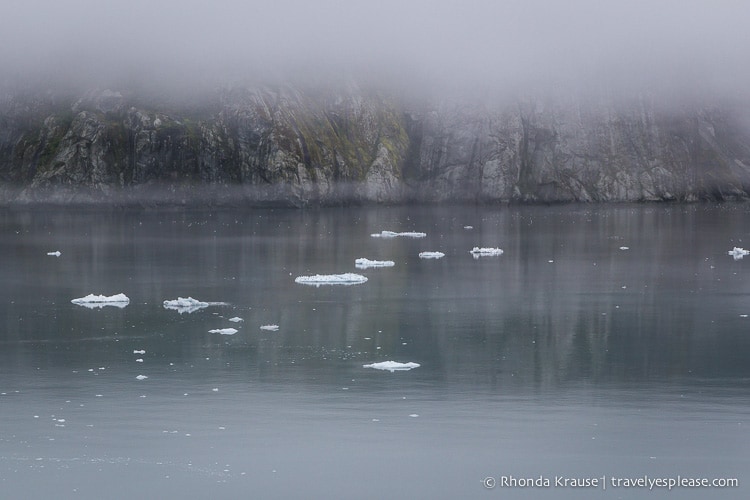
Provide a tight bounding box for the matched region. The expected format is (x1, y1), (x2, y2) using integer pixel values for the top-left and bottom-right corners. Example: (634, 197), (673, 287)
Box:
(728, 247), (749, 260)
(355, 258), (395, 269)
(47, 251), (61, 257)
(295, 273), (368, 286)
(71, 293), (130, 309)
(228, 317), (244, 323)
(419, 251), (445, 259)
(370, 231), (427, 238)
(363, 361), (421, 372)
(260, 324), (279, 331)
(208, 328), (238, 335)
(163, 297), (209, 314)
(469, 247), (504, 258)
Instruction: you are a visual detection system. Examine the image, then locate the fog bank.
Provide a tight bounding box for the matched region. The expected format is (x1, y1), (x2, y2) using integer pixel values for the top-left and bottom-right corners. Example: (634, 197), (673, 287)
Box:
(1, 0), (749, 101)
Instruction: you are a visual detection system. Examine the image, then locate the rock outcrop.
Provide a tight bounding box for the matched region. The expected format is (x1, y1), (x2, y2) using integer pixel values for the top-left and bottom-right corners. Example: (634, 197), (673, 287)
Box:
(1, 84), (749, 205)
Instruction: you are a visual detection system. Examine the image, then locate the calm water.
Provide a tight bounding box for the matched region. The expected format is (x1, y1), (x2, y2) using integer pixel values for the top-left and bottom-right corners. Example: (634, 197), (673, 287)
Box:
(1, 204), (749, 499)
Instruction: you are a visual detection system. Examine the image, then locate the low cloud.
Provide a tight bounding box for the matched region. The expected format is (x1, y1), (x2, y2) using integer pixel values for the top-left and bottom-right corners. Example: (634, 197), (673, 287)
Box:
(1, 0), (749, 100)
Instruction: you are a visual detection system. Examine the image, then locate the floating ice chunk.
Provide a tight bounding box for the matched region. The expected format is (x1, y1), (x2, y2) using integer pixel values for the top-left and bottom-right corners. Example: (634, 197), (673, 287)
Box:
(370, 231), (426, 238)
(228, 317), (244, 323)
(47, 251), (61, 257)
(469, 247), (504, 258)
(209, 328), (238, 335)
(163, 297), (209, 313)
(418, 251), (445, 259)
(619, 246), (630, 250)
(363, 361), (421, 372)
(163, 297), (208, 308)
(71, 293), (130, 308)
(355, 258), (395, 269)
(728, 247), (749, 260)
(260, 325), (279, 331)
(164, 298), (227, 313)
(295, 273), (368, 286)
(135, 375), (148, 380)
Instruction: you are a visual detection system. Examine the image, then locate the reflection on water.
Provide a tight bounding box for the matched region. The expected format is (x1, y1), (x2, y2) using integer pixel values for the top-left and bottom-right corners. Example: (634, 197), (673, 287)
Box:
(1, 204), (749, 499)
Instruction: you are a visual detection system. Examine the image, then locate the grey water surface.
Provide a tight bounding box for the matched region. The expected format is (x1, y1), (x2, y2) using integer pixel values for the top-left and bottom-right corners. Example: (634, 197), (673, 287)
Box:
(1, 204), (749, 499)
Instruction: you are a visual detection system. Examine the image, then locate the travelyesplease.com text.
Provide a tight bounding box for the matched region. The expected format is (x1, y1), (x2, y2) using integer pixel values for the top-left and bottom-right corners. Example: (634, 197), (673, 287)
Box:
(482, 475), (739, 491)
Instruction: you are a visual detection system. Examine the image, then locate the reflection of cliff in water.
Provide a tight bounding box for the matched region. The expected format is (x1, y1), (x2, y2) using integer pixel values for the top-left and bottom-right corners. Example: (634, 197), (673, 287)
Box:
(2, 205), (749, 390)
(403, 205), (750, 390)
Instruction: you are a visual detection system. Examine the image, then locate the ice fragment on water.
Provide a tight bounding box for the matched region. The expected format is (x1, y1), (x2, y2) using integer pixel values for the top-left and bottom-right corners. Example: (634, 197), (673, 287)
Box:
(209, 328), (238, 335)
(469, 247), (504, 258)
(363, 361), (421, 372)
(228, 317), (244, 322)
(163, 297), (209, 314)
(728, 247), (749, 260)
(259, 325), (279, 331)
(418, 251), (445, 259)
(355, 258), (395, 269)
(71, 293), (130, 308)
(295, 273), (368, 286)
(370, 231), (426, 238)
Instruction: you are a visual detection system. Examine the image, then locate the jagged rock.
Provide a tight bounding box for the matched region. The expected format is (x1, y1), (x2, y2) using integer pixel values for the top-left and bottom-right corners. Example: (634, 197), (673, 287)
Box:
(1, 83), (749, 205)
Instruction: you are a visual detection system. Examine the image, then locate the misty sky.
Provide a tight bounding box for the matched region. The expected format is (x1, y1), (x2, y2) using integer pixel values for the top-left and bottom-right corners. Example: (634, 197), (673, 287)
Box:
(1, 0), (748, 95)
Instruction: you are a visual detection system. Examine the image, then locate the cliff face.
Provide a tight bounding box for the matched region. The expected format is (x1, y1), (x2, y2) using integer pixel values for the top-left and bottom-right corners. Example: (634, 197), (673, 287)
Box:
(407, 94), (750, 203)
(1, 85), (749, 205)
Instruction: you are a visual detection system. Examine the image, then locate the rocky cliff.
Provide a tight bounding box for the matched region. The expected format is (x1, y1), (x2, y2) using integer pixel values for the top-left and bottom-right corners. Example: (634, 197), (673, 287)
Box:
(1, 84), (749, 206)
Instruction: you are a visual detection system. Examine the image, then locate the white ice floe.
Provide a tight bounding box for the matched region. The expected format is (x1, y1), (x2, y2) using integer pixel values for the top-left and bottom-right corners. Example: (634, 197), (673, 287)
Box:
(135, 375), (148, 380)
(295, 273), (368, 286)
(228, 317), (244, 323)
(71, 293), (130, 308)
(728, 247), (750, 260)
(370, 231), (427, 238)
(208, 328), (238, 335)
(469, 247), (504, 258)
(260, 324), (279, 331)
(163, 297), (209, 313)
(355, 258), (395, 269)
(418, 251), (445, 259)
(363, 361), (421, 372)
(47, 251), (61, 257)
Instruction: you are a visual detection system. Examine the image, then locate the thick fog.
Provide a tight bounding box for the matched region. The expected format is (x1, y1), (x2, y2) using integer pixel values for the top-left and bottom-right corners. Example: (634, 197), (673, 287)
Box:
(1, 0), (749, 99)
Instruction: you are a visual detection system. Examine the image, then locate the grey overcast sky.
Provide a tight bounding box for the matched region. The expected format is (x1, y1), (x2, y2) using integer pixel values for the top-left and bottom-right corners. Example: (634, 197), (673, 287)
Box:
(1, 0), (748, 95)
